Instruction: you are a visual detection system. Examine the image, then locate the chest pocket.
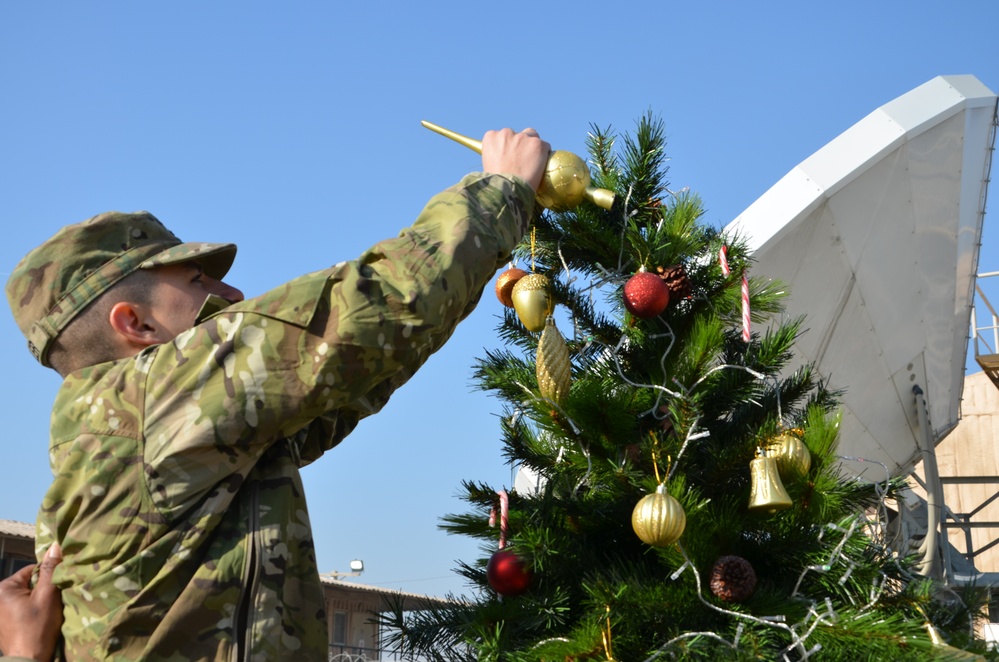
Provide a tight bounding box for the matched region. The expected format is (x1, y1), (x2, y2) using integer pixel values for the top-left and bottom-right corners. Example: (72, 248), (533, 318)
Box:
(209, 269), (334, 329)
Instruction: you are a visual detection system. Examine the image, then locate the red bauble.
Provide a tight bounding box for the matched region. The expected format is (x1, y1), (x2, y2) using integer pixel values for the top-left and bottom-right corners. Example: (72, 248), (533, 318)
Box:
(486, 549), (533, 596)
(495, 267), (528, 308)
(624, 270), (670, 319)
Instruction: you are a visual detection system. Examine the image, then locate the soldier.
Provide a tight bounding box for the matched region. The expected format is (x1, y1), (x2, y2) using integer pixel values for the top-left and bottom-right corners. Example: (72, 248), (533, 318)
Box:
(5, 128), (549, 660)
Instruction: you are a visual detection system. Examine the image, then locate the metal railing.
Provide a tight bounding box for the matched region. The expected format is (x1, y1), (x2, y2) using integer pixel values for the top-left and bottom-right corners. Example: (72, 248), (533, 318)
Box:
(940, 476), (999, 580)
(972, 273), (999, 359)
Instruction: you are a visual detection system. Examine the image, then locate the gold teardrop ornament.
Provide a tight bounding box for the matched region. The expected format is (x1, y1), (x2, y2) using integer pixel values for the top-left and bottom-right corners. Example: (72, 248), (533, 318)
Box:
(536, 317), (571, 404)
(747, 449), (793, 514)
(631, 484), (686, 547)
(768, 430), (811, 479)
(511, 273), (553, 332)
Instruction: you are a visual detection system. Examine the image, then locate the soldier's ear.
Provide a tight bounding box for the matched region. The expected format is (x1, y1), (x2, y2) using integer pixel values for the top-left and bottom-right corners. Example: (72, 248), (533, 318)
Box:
(108, 302), (162, 349)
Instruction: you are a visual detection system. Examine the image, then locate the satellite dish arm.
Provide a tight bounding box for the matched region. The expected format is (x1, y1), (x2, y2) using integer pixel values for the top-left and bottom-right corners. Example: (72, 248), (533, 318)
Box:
(912, 384), (944, 580)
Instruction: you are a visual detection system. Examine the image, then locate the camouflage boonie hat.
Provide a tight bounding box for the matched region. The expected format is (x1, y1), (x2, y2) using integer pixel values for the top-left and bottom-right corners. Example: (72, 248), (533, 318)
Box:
(5, 211), (237, 367)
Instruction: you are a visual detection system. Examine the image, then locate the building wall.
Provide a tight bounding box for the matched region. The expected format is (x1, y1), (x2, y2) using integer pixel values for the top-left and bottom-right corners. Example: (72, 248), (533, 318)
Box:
(915, 371), (999, 573)
(325, 593), (382, 652)
(0, 521), (35, 580)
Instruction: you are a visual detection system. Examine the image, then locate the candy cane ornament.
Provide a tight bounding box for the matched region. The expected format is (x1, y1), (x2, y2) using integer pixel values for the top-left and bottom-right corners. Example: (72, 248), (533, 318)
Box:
(741, 274), (751, 342)
(720, 246), (750, 342)
(489, 490), (510, 549)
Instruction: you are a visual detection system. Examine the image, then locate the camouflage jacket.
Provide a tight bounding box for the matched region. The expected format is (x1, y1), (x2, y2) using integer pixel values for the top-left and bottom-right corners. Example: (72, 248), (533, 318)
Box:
(36, 173), (534, 661)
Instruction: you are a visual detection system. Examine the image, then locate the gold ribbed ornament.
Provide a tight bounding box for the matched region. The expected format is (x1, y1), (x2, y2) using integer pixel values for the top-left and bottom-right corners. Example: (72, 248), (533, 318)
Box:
(631, 484), (686, 547)
(748, 449), (792, 514)
(536, 316), (571, 404)
(511, 273), (553, 332)
(768, 430), (811, 479)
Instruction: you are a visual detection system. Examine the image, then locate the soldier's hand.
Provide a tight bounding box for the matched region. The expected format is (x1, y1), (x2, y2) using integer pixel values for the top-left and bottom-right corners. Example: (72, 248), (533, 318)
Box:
(481, 128), (550, 193)
(0, 543), (63, 661)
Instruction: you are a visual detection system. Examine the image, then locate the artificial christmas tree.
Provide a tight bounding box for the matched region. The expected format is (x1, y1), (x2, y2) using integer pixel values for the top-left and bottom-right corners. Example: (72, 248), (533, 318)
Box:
(379, 115), (992, 660)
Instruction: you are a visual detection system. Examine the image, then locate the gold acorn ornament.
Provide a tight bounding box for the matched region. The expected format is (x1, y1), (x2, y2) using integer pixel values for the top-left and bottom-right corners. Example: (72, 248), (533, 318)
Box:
(631, 483), (686, 547)
(420, 120), (615, 211)
(511, 273), (553, 332)
(536, 316), (571, 404)
(495, 267), (528, 308)
(747, 448), (793, 514)
(767, 429), (811, 479)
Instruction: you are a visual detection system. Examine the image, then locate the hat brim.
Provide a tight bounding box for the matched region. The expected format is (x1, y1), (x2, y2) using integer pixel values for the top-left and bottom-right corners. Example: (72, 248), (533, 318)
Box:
(138, 242), (237, 280)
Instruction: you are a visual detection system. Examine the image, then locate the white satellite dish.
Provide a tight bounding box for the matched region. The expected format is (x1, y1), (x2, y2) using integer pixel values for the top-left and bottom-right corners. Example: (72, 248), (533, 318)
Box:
(726, 75), (998, 479)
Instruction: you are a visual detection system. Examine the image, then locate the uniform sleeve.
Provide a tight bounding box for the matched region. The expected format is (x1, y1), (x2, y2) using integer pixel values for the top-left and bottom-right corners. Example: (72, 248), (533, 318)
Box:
(141, 173), (534, 512)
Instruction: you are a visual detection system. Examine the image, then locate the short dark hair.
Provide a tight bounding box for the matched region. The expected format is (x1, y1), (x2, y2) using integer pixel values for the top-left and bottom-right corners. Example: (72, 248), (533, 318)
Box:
(47, 269), (159, 376)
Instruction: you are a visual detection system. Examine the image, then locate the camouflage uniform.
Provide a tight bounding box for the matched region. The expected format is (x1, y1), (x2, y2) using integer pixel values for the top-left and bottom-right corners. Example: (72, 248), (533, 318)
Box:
(6, 173), (534, 661)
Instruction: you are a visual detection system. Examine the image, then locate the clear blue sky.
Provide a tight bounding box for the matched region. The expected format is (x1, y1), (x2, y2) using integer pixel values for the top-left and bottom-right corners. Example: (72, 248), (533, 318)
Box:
(2, 2), (997, 598)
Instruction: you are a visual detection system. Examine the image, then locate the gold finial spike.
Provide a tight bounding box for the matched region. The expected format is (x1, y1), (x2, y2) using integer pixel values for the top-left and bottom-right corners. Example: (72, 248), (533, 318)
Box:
(585, 186), (616, 210)
(421, 120), (482, 154)
(421, 120), (617, 211)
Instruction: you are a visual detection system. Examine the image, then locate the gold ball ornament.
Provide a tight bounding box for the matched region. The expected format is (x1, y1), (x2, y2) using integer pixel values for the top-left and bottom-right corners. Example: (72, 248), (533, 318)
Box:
(768, 431), (811, 478)
(511, 273), (553, 332)
(495, 267), (528, 308)
(631, 484), (686, 547)
(535, 150), (592, 212)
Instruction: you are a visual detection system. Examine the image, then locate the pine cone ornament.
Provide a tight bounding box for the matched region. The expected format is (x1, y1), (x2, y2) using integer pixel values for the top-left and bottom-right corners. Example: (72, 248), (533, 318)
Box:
(657, 264), (692, 304)
(709, 555), (757, 602)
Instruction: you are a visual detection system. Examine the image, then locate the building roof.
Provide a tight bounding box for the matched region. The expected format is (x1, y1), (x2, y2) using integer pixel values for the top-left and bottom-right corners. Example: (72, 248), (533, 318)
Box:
(319, 575), (459, 610)
(0, 519), (35, 539)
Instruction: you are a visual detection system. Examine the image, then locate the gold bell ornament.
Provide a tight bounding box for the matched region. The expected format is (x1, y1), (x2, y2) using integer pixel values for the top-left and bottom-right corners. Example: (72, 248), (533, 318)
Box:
(631, 483), (686, 547)
(923, 619), (986, 660)
(747, 448), (793, 514)
(511, 273), (553, 332)
(536, 316), (571, 404)
(767, 429), (811, 479)
(421, 120), (616, 212)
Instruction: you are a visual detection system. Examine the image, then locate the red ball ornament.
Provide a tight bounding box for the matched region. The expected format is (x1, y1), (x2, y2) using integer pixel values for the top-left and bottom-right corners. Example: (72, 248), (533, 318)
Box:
(495, 267), (528, 308)
(486, 549), (533, 596)
(624, 269), (670, 319)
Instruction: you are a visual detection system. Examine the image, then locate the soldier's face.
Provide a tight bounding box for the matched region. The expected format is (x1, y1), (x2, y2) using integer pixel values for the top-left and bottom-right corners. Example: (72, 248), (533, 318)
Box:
(145, 262), (244, 341)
